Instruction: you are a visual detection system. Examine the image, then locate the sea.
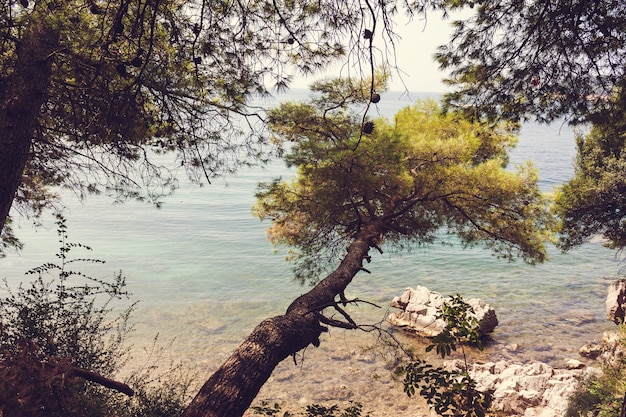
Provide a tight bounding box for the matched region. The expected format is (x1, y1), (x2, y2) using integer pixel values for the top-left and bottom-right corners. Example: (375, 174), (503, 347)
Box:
(1, 89), (624, 412)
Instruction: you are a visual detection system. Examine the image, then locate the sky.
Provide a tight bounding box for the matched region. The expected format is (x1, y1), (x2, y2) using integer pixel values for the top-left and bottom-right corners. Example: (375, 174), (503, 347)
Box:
(381, 12), (458, 93)
(291, 11), (461, 93)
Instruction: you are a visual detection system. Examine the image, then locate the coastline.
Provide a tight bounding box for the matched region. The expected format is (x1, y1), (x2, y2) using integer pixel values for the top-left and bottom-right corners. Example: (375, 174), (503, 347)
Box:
(129, 313), (606, 417)
(245, 324), (605, 416)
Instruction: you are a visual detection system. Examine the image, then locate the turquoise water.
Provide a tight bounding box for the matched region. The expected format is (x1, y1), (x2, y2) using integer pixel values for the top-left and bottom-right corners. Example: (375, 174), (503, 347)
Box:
(1, 90), (623, 371)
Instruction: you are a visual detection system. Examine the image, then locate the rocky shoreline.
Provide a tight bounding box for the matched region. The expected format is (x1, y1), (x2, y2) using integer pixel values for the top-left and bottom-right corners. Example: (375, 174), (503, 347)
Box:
(247, 282), (626, 417)
(381, 284), (626, 417)
(441, 324), (625, 417)
(249, 326), (615, 417)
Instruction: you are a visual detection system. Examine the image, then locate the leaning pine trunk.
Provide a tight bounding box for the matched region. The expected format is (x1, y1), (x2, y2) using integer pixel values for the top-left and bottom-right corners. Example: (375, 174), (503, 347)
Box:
(181, 224), (384, 417)
(0, 12), (58, 233)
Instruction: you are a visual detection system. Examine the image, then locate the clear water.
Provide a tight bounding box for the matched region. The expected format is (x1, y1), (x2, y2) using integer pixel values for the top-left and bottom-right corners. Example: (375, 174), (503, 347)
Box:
(1, 90), (622, 374)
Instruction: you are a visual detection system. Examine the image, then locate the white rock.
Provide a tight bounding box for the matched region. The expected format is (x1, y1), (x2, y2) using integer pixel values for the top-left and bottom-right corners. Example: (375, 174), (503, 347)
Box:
(566, 359), (585, 369)
(606, 279), (626, 323)
(390, 288), (413, 308)
(519, 389), (542, 403)
(468, 361), (583, 417)
(412, 286), (432, 304)
(579, 342), (603, 358)
(579, 330), (626, 366)
(388, 286), (498, 337)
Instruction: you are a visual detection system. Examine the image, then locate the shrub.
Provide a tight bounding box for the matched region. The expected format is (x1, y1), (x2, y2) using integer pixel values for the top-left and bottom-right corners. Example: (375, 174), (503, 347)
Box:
(566, 325), (626, 417)
(0, 214), (192, 417)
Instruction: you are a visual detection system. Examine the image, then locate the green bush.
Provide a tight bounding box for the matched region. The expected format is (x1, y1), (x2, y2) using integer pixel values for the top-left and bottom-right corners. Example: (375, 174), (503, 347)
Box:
(0, 214), (192, 417)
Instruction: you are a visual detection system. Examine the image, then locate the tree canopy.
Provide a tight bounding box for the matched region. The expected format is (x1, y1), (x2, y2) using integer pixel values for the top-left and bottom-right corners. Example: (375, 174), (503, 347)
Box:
(0, 0), (413, 252)
(424, 0), (626, 124)
(554, 92), (626, 251)
(178, 77), (555, 416)
(422, 0), (626, 251)
(255, 78), (553, 284)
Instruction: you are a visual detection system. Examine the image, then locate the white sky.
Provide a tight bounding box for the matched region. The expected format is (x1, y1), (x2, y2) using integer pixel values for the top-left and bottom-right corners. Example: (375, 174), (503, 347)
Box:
(383, 12), (457, 93)
(291, 11), (460, 93)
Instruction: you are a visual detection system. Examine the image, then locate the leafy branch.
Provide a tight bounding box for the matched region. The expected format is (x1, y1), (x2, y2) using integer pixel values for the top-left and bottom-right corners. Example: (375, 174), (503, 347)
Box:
(400, 295), (493, 417)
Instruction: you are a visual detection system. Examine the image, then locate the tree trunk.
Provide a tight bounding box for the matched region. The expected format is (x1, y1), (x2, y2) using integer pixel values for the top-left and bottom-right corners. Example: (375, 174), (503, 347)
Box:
(0, 13), (58, 234)
(182, 224), (385, 417)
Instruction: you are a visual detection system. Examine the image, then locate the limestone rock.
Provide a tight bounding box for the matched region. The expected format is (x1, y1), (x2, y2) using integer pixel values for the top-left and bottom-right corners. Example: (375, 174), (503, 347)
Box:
(579, 331), (626, 366)
(446, 360), (585, 417)
(389, 286), (498, 337)
(606, 279), (626, 324)
(505, 343), (520, 352)
(566, 359), (585, 370)
(579, 341), (604, 359)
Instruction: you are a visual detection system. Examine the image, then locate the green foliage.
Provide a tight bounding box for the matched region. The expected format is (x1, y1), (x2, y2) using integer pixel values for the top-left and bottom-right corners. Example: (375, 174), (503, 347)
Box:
(419, 0), (626, 257)
(0, 214), (192, 417)
(2, 0), (392, 245)
(400, 295), (492, 417)
(251, 400), (370, 417)
(0, 214), (132, 375)
(401, 360), (492, 417)
(251, 401), (294, 417)
(116, 354), (195, 417)
(256, 79), (552, 284)
(427, 295), (483, 359)
(554, 91), (626, 251)
(0, 218), (23, 258)
(306, 404), (340, 417)
(565, 326), (626, 417)
(426, 0), (626, 125)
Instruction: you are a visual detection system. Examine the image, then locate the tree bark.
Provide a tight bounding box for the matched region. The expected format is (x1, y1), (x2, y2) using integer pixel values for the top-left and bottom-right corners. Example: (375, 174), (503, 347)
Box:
(182, 223), (385, 417)
(0, 12), (58, 233)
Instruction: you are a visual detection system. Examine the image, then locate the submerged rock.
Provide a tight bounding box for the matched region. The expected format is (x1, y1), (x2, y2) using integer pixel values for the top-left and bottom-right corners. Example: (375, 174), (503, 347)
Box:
(388, 286), (498, 337)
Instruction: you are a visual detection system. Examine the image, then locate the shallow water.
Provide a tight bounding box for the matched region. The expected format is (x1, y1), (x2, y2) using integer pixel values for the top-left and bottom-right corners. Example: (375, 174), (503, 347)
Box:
(1, 90), (623, 414)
